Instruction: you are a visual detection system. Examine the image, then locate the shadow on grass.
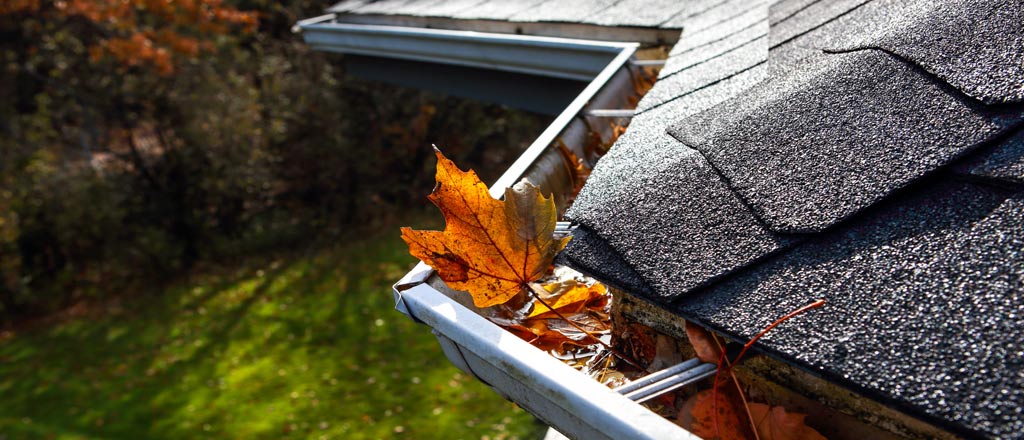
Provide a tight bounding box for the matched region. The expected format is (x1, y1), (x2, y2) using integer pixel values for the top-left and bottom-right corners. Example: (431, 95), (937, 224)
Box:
(0, 231), (546, 440)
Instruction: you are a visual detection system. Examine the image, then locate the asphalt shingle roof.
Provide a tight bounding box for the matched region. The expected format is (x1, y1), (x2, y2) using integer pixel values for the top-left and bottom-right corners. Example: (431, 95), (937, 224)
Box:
(828, 0), (1024, 104)
(507, 0), (619, 23)
(669, 49), (1019, 233)
(580, 0), (693, 27)
(564, 127), (794, 298)
(955, 128), (1024, 185)
(561, 0), (1024, 437)
(328, 0), (693, 28)
(448, 0), (545, 20)
(673, 179), (1024, 437)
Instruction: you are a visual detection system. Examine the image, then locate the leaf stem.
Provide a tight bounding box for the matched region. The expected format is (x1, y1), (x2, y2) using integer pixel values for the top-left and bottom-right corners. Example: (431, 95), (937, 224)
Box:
(527, 283), (645, 370)
(711, 333), (760, 440)
(730, 299), (826, 370)
(709, 299), (826, 439)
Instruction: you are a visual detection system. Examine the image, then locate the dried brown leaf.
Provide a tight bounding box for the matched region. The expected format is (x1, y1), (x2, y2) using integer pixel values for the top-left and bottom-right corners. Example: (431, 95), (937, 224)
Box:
(529, 280), (607, 318)
(685, 321), (721, 364)
(748, 403), (827, 440)
(680, 388), (755, 440)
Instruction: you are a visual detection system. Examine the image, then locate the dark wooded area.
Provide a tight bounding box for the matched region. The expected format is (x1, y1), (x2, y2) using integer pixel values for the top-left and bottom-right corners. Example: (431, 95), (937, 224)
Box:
(0, 0), (549, 319)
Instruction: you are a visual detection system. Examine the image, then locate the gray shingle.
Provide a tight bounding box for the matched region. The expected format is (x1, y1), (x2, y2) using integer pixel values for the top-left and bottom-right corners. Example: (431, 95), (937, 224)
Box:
(767, 0), (872, 48)
(659, 16), (767, 79)
(638, 35), (766, 111)
(653, 0), (729, 29)
(508, 0), (618, 23)
(556, 225), (654, 298)
(954, 128), (1024, 185)
(565, 123), (793, 302)
(401, 0), (489, 17)
(581, 0), (690, 28)
(669, 49), (1020, 233)
(763, 0), (905, 76)
(829, 0), (1024, 104)
(767, 0), (819, 24)
(349, 0), (422, 15)
(659, 0), (749, 28)
(635, 61), (767, 117)
(448, 0), (547, 20)
(673, 180), (1024, 439)
(327, 0), (374, 13)
(666, 2), (768, 52)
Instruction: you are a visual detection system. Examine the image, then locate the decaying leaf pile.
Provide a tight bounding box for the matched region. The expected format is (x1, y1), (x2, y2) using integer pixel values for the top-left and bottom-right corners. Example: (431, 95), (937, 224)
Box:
(401, 149), (830, 439)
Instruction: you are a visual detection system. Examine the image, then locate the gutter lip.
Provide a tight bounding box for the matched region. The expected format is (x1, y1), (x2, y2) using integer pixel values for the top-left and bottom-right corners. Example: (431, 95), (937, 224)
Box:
(301, 21), (637, 51)
(394, 282), (694, 440)
(292, 13), (336, 33)
(299, 21), (637, 81)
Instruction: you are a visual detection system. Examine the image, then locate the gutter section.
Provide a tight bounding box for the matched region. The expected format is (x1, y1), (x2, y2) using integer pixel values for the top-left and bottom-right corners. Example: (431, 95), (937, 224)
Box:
(299, 20), (693, 438)
(490, 45), (634, 197)
(328, 13), (680, 45)
(299, 22), (633, 81)
(397, 283), (690, 440)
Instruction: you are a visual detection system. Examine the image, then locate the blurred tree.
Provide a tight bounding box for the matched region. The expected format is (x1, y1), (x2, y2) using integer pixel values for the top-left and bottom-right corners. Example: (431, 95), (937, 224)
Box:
(0, 0), (258, 315)
(2, 0), (257, 74)
(0, 1), (550, 319)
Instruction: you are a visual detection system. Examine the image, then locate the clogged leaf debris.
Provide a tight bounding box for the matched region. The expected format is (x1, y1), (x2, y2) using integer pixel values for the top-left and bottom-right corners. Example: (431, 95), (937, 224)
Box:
(402, 150), (639, 368)
(491, 266), (613, 354)
(682, 301), (829, 440)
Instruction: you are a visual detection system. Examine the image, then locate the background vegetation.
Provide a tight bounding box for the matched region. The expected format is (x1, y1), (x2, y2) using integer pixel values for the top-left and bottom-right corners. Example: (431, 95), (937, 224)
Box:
(0, 0), (548, 317)
(0, 0), (551, 438)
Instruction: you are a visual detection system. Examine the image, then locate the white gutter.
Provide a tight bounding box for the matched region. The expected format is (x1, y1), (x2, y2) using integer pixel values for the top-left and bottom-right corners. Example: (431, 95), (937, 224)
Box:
(298, 20), (698, 439)
(299, 21), (635, 82)
(395, 278), (687, 440)
(489, 44), (634, 197)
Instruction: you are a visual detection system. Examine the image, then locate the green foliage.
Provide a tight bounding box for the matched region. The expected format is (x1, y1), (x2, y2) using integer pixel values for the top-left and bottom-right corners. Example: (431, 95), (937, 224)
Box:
(0, 0), (551, 318)
(0, 230), (546, 439)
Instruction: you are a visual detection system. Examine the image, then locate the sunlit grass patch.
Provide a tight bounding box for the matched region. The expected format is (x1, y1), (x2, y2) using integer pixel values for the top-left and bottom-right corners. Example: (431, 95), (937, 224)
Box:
(0, 231), (545, 439)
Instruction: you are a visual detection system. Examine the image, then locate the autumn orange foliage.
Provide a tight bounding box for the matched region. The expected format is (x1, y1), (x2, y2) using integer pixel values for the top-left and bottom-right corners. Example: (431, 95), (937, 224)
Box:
(5, 0), (257, 75)
(0, 0), (39, 14)
(401, 149), (570, 308)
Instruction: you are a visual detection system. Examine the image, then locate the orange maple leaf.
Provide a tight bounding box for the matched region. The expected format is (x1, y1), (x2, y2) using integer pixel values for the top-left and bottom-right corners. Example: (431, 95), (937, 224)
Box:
(401, 149), (570, 308)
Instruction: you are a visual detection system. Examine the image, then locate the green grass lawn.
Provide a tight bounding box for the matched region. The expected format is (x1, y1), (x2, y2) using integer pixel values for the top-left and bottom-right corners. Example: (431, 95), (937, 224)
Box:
(0, 230), (545, 439)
